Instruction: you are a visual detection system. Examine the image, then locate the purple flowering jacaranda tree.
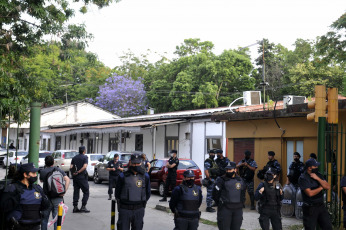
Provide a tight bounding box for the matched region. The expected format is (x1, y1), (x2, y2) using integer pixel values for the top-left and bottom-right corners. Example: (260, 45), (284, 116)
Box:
(95, 74), (148, 117)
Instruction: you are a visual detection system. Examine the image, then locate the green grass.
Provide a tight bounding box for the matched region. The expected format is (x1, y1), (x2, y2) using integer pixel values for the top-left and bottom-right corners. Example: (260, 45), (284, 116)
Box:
(200, 218), (218, 226)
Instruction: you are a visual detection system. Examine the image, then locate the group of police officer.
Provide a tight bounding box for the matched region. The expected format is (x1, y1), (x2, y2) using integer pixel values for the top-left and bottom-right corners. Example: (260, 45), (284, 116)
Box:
(0, 146), (340, 230)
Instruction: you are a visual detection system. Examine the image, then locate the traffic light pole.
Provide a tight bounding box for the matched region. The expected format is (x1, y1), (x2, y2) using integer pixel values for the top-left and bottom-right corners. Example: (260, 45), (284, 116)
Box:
(28, 102), (41, 168)
(318, 117), (326, 174)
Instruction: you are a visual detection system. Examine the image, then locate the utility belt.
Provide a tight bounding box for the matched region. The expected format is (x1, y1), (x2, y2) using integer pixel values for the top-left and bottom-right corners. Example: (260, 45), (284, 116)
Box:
(302, 202), (324, 208)
(175, 211), (201, 219)
(119, 203), (145, 210)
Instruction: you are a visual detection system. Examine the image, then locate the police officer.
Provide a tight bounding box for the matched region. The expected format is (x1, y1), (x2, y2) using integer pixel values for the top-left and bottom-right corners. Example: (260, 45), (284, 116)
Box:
(106, 154), (123, 200)
(309, 153), (317, 160)
(115, 154), (151, 230)
(298, 159), (332, 230)
(237, 150), (258, 210)
(70, 146), (90, 213)
(141, 153), (151, 173)
(204, 149), (218, 212)
(286, 152), (304, 188)
(160, 150), (179, 202)
(215, 149), (230, 177)
(255, 168), (283, 230)
(257, 151), (281, 180)
(0, 163), (49, 230)
(212, 162), (245, 230)
(169, 170), (202, 230)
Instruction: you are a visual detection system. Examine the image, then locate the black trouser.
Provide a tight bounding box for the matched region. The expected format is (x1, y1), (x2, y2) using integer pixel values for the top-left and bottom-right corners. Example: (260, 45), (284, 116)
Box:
(73, 176), (90, 206)
(174, 217), (199, 230)
(258, 206), (282, 230)
(13, 223), (40, 230)
(302, 203), (332, 230)
(217, 206), (243, 230)
(344, 210), (346, 229)
(117, 207), (145, 230)
(108, 175), (118, 195)
(163, 173), (177, 198)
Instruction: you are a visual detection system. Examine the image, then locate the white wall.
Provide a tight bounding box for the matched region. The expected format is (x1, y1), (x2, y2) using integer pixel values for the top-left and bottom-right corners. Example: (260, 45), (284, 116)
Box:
(191, 122), (205, 175)
(143, 130), (153, 159)
(166, 124), (178, 136)
(155, 126), (165, 159)
(178, 123), (191, 159)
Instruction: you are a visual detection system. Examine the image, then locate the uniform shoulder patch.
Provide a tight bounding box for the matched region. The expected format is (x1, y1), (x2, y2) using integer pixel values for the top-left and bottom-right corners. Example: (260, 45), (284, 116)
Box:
(34, 191), (42, 199)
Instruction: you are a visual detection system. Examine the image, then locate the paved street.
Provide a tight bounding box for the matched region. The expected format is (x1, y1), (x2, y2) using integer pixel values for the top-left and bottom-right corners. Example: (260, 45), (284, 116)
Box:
(0, 167), (303, 230)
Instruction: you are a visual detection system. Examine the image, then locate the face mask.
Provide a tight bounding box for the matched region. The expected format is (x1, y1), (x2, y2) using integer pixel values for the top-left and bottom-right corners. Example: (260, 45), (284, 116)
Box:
(245, 156), (250, 160)
(311, 168), (319, 174)
(217, 154), (221, 159)
(170, 154), (174, 158)
(265, 174), (274, 182)
(294, 158), (299, 162)
(28, 176), (37, 184)
(130, 166), (145, 174)
(184, 179), (195, 187)
(226, 172), (235, 178)
(210, 155), (215, 160)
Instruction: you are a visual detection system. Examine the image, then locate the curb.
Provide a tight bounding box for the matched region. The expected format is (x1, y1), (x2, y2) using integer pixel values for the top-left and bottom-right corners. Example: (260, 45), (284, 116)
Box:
(155, 204), (171, 213)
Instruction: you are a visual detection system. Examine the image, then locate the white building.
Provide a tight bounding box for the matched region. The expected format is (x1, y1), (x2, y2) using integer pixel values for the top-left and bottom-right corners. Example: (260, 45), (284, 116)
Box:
(40, 107), (231, 174)
(5, 101), (119, 151)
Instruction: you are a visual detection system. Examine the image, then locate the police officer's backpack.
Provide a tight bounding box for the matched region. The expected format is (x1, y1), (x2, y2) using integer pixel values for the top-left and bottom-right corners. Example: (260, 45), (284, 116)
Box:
(46, 168), (66, 198)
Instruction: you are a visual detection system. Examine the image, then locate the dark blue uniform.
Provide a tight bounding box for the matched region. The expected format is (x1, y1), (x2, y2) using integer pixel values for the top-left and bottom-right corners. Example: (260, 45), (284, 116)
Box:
(237, 158), (257, 208)
(0, 181), (49, 230)
(163, 157), (179, 198)
(340, 176), (346, 228)
(287, 161), (304, 187)
(71, 153), (89, 207)
(298, 171), (332, 230)
(107, 160), (123, 195)
(169, 184), (202, 230)
(212, 175), (245, 230)
(255, 181), (283, 230)
(204, 157), (218, 208)
(115, 170), (151, 230)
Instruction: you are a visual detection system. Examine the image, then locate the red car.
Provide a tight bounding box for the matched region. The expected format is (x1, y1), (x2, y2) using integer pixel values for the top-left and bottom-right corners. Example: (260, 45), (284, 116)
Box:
(149, 158), (202, 196)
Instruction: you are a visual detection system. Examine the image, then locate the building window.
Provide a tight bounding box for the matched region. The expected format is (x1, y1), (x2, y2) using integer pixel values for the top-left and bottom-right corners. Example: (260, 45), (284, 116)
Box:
(87, 139), (93, 153)
(286, 140), (303, 174)
(165, 138), (179, 157)
(70, 134), (77, 141)
(206, 138), (222, 153)
(135, 134), (143, 152)
(42, 139), (47, 150)
(55, 137), (61, 150)
(233, 138), (255, 163)
(109, 138), (118, 151)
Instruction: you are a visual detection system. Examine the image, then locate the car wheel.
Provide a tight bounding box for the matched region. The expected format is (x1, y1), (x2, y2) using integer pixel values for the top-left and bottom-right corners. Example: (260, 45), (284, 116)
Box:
(159, 182), (165, 197)
(93, 170), (102, 184)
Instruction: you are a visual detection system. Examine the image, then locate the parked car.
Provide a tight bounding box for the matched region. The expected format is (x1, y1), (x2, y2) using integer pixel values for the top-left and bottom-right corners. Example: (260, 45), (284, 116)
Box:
(21, 151), (53, 168)
(52, 150), (78, 176)
(86, 153), (104, 179)
(93, 151), (142, 184)
(0, 150), (7, 166)
(3, 151), (28, 168)
(149, 158), (202, 196)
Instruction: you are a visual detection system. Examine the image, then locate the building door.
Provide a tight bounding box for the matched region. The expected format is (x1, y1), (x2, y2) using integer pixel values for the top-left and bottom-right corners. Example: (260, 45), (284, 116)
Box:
(286, 140), (303, 174)
(233, 138), (255, 164)
(55, 136), (61, 150)
(165, 138), (179, 157)
(109, 138), (118, 151)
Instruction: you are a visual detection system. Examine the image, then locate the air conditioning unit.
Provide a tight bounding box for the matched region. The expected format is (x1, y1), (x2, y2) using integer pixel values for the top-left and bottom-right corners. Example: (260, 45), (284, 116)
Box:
(283, 95), (306, 109)
(243, 91), (261, 106)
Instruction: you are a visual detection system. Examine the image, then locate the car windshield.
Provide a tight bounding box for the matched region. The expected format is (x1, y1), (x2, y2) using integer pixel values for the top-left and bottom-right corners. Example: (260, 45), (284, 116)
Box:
(120, 154), (132, 161)
(64, 152), (78, 159)
(16, 152), (28, 156)
(90, 155), (104, 161)
(178, 160), (198, 169)
(39, 153), (51, 158)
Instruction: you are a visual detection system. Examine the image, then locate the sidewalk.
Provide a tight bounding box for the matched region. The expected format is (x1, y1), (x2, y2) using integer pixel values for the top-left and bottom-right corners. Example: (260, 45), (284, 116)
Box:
(150, 187), (303, 230)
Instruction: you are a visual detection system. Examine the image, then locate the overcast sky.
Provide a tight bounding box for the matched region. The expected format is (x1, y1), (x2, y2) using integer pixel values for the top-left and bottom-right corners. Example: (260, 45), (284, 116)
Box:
(69, 0), (346, 68)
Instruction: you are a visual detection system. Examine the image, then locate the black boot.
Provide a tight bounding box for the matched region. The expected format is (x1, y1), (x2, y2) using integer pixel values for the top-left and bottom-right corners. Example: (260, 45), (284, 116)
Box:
(159, 197), (167, 202)
(80, 205), (90, 213)
(108, 194), (112, 200)
(250, 193), (255, 210)
(206, 207), (216, 212)
(73, 206), (80, 213)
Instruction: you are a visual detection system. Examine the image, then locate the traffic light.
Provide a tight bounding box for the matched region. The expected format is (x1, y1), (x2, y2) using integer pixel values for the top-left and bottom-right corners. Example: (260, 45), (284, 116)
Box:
(307, 85), (327, 122)
(327, 88), (338, 124)
(307, 85), (339, 124)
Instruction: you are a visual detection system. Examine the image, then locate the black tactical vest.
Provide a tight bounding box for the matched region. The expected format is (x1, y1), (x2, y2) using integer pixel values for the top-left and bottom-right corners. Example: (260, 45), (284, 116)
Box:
(176, 184), (200, 218)
(220, 177), (244, 205)
(205, 158), (219, 179)
(261, 182), (281, 207)
(120, 172), (146, 205)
